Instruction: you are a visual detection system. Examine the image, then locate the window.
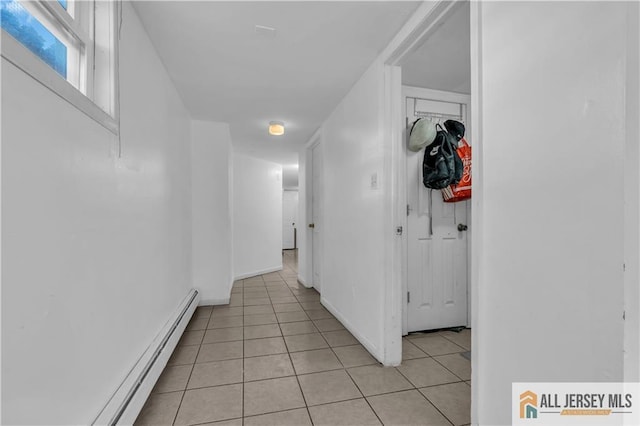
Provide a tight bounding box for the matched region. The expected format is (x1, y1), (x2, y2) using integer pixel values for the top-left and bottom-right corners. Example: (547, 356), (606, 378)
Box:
(1, 0), (119, 133)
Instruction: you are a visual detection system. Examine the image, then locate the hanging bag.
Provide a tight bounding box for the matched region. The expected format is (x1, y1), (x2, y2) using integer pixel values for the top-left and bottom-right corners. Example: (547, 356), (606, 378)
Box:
(442, 137), (472, 202)
(422, 124), (461, 189)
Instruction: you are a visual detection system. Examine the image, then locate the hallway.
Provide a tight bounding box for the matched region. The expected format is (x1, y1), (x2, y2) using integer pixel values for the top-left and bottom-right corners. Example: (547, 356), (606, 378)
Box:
(135, 251), (471, 425)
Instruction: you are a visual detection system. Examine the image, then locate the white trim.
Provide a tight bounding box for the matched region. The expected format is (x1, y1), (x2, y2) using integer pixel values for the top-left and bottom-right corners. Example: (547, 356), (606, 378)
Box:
(321, 296), (380, 363)
(93, 0), (120, 119)
(92, 289), (200, 425)
(381, 63), (403, 366)
(303, 129), (323, 292)
(22, 0), (87, 91)
(624, 0), (640, 382)
(297, 128), (322, 290)
(305, 127), (323, 150)
(469, 2), (483, 424)
(1, 36), (118, 133)
(234, 266), (282, 281)
(39, 1), (90, 42)
(0, 0), (120, 134)
(380, 1), (462, 66)
(403, 85), (471, 105)
(296, 277), (311, 288)
(199, 297), (230, 306)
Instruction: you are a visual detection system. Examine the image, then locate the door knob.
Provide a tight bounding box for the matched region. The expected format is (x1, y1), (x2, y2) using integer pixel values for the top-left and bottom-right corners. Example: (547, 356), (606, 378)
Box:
(457, 224), (468, 232)
(308, 223), (315, 229)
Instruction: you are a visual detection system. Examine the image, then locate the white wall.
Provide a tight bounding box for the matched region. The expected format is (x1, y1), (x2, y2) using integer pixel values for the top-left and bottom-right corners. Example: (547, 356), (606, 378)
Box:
(303, 60), (388, 360)
(473, 2), (634, 424)
(297, 4), (441, 364)
(191, 120), (233, 304)
(298, 3), (445, 364)
(624, 1), (640, 383)
(1, 3), (193, 424)
(232, 153), (283, 279)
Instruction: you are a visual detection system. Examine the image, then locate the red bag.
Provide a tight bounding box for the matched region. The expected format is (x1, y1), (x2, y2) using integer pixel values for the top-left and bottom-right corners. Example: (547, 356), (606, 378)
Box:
(442, 137), (471, 202)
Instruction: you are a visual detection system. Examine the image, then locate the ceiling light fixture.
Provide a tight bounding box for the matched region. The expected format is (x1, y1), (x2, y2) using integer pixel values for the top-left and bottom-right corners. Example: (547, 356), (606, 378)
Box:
(268, 121), (285, 136)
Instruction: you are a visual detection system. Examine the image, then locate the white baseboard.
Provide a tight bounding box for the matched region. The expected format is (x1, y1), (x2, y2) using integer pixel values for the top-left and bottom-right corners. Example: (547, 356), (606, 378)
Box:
(92, 289), (200, 425)
(320, 296), (381, 364)
(297, 275), (312, 288)
(200, 278), (236, 306)
(234, 265), (282, 280)
(200, 297), (230, 306)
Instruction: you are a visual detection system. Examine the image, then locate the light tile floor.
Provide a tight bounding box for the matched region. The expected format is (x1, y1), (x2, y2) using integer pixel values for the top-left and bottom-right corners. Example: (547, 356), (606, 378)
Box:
(135, 250), (471, 425)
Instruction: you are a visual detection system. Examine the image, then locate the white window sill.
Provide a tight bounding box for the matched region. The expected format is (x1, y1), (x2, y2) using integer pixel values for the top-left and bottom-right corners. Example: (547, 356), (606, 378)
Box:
(1, 30), (119, 135)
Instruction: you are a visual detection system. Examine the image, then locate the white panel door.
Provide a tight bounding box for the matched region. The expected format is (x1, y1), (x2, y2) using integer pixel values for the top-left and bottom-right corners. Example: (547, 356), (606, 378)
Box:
(311, 143), (322, 293)
(406, 96), (469, 332)
(282, 190), (298, 249)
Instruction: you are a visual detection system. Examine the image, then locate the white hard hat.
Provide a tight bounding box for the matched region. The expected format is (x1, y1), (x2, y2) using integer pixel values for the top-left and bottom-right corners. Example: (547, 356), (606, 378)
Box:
(408, 118), (437, 152)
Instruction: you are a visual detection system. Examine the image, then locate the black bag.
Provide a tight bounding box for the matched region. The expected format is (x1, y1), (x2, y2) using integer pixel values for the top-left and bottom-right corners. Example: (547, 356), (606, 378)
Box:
(422, 124), (463, 189)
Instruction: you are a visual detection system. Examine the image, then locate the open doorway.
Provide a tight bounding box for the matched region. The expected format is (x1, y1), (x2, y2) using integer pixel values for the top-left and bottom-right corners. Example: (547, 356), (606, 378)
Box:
(403, 89), (471, 333)
(282, 189), (298, 251)
(384, 1), (473, 424)
(395, 0), (471, 333)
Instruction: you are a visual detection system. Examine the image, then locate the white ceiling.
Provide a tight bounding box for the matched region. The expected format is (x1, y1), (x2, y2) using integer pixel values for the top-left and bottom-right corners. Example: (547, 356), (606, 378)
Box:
(401, 2), (470, 93)
(133, 1), (422, 169)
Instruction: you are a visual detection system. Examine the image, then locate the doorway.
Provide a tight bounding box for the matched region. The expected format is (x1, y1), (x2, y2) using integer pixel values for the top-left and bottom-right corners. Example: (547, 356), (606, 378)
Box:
(387, 0), (471, 335)
(282, 189), (299, 250)
(404, 90), (471, 333)
(382, 1), (473, 424)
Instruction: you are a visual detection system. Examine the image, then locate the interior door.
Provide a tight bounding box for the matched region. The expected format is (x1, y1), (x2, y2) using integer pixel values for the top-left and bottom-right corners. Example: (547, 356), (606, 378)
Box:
(311, 143), (322, 292)
(406, 96), (469, 332)
(282, 190), (298, 249)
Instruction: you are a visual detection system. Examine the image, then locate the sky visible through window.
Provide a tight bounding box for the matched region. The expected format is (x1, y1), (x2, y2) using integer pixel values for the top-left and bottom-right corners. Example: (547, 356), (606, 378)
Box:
(1, 0), (67, 78)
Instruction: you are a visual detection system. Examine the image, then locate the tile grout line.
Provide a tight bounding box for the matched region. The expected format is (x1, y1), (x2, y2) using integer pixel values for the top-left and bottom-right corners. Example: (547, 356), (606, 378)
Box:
(392, 360), (459, 425)
(438, 329), (472, 350)
(241, 280), (245, 426)
(342, 365), (385, 425)
(287, 350), (315, 424)
(272, 286), (315, 425)
(431, 354), (470, 383)
(170, 309), (211, 426)
(235, 279), (245, 426)
(414, 386), (456, 426)
(273, 256), (310, 422)
(307, 304), (379, 425)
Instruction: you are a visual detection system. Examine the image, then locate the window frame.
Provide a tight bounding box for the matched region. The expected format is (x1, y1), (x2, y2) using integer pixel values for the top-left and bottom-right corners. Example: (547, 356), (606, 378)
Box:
(1, 0), (120, 134)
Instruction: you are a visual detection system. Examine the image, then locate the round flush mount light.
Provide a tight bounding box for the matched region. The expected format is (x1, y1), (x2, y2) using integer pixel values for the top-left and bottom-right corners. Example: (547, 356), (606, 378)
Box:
(268, 121), (285, 136)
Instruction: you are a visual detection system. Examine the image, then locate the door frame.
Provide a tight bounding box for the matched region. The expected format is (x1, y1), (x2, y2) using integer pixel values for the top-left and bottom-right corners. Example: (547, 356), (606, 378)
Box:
(302, 129), (323, 293)
(402, 86), (471, 335)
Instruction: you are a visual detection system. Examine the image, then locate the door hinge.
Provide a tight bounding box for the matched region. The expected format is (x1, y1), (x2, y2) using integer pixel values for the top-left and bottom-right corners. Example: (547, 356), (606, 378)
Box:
(623, 263), (626, 272)
(407, 204), (411, 216)
(407, 291), (411, 303)
(396, 226), (403, 236)
(623, 310), (626, 320)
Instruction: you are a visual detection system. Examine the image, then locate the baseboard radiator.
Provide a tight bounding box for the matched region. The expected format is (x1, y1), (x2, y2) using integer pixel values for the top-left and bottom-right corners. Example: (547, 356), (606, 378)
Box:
(93, 289), (200, 425)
